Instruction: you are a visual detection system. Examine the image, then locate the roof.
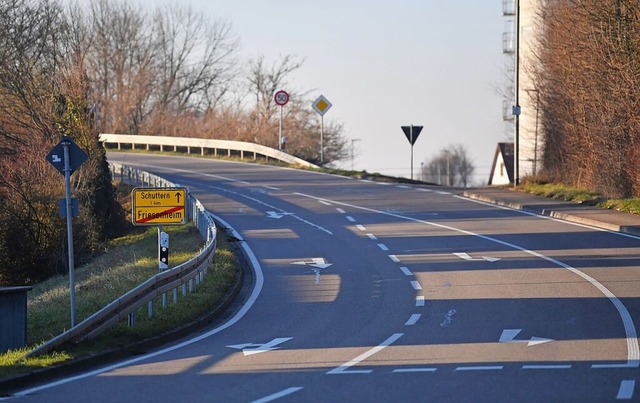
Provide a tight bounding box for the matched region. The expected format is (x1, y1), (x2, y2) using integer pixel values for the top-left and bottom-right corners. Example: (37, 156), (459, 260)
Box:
(488, 142), (514, 185)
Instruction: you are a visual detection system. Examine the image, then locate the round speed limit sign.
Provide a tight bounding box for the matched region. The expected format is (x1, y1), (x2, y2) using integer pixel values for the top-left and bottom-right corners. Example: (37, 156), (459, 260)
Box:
(274, 90), (289, 106)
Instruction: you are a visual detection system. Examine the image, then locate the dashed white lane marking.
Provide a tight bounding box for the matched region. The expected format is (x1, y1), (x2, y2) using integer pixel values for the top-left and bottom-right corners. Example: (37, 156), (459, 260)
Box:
(346, 216), (356, 222)
(405, 314), (421, 326)
(327, 333), (404, 375)
(411, 281), (422, 290)
(336, 208), (346, 214)
(399, 266), (412, 276)
(295, 192), (640, 368)
(455, 366), (504, 371)
(356, 224), (366, 231)
(397, 185), (411, 189)
(251, 387), (304, 403)
(392, 368), (437, 373)
(378, 243), (389, 251)
(522, 365), (572, 370)
(435, 190), (451, 195)
(617, 380), (635, 400)
(415, 296), (425, 307)
(417, 188), (433, 192)
(367, 233), (378, 240)
(389, 255), (400, 263)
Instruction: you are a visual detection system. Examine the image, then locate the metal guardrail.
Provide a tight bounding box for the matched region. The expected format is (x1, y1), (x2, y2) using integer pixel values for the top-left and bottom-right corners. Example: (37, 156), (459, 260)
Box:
(26, 163), (217, 357)
(99, 133), (319, 169)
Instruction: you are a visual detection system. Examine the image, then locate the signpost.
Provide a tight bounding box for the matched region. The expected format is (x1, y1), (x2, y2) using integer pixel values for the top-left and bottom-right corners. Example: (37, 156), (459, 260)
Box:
(131, 187), (187, 226)
(46, 136), (87, 328)
(274, 90), (289, 151)
(312, 95), (332, 164)
(401, 125), (423, 180)
(132, 187), (187, 314)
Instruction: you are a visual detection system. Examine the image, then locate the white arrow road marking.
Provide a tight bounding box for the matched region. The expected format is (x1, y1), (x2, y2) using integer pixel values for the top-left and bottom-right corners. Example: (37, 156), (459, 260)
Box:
(453, 252), (501, 262)
(227, 337), (293, 356)
(499, 329), (554, 347)
(292, 258), (333, 270)
(293, 258), (333, 283)
(266, 211), (292, 219)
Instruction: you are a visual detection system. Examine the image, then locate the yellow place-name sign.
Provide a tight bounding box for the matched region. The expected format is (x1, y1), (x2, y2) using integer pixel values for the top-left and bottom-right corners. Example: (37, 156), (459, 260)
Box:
(132, 187), (187, 226)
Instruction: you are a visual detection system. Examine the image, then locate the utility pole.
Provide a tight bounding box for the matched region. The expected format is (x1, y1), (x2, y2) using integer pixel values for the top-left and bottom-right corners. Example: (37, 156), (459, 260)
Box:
(514, 0), (521, 187)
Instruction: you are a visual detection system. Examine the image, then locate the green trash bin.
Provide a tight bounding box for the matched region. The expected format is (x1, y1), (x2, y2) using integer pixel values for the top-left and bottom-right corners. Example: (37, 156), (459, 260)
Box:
(0, 286), (32, 353)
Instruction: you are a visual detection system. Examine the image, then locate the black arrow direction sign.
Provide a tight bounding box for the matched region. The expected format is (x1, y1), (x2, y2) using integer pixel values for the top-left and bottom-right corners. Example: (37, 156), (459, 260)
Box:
(175, 191), (182, 204)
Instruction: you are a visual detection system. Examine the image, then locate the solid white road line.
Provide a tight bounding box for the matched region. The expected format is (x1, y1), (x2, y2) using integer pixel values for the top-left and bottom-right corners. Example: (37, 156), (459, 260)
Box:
(327, 333), (404, 375)
(9, 213), (265, 399)
(295, 192), (640, 368)
(455, 366), (504, 371)
(251, 387), (304, 403)
(392, 368), (437, 373)
(617, 380), (635, 400)
(522, 365), (571, 370)
(405, 314), (421, 326)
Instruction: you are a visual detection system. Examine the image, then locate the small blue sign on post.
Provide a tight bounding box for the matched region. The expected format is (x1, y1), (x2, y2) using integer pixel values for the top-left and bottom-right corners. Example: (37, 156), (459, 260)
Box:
(46, 136), (87, 328)
(46, 136), (87, 176)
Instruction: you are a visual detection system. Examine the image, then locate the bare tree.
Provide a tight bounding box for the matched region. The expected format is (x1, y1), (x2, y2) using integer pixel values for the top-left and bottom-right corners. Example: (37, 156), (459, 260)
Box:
(533, 0), (640, 197)
(424, 144), (475, 187)
(151, 5), (238, 116)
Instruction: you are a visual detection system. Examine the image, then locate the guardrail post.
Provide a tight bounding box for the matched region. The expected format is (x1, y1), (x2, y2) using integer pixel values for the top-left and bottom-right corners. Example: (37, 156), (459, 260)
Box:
(148, 300), (153, 319)
(182, 283), (187, 297)
(128, 312), (136, 327)
(173, 288), (178, 304)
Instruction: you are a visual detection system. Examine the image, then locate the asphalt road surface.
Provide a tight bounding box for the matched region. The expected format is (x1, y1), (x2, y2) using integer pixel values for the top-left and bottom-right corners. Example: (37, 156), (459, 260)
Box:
(8, 153), (640, 402)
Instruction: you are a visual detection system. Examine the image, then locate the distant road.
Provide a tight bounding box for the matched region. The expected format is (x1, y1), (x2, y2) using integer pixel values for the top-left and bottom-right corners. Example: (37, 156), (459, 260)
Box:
(12, 153), (640, 402)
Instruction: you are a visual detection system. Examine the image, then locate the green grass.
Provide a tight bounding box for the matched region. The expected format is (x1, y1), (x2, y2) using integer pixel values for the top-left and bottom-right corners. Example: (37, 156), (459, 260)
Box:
(519, 182), (640, 215)
(519, 182), (605, 205)
(0, 224), (238, 378)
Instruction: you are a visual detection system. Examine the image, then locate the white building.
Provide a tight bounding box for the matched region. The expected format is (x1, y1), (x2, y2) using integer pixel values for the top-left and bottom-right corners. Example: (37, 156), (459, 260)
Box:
(502, 0), (542, 183)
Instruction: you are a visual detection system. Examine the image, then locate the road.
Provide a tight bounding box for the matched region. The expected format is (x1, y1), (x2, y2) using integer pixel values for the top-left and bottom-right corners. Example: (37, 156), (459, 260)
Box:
(9, 153), (640, 402)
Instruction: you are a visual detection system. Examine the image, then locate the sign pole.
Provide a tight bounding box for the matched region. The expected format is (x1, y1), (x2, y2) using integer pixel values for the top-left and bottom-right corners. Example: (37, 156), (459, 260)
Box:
(274, 90), (289, 151)
(63, 139), (76, 328)
(401, 125), (423, 181)
(279, 105), (283, 151)
(312, 95), (332, 165)
(320, 115), (324, 165)
(410, 125), (414, 180)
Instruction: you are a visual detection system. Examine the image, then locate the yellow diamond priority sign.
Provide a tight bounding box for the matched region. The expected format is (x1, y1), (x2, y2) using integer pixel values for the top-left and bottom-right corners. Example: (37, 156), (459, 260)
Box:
(132, 187), (187, 226)
(312, 95), (332, 116)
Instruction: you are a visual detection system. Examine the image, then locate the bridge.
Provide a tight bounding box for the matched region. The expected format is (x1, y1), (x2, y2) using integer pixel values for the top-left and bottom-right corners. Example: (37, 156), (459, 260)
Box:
(99, 133), (319, 169)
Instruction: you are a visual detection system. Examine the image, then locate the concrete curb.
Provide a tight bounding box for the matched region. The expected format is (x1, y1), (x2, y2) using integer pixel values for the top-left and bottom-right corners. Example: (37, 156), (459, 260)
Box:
(463, 190), (640, 236)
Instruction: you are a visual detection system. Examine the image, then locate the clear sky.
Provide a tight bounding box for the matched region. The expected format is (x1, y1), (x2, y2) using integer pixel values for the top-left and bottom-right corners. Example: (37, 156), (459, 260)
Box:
(182, 0), (509, 184)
